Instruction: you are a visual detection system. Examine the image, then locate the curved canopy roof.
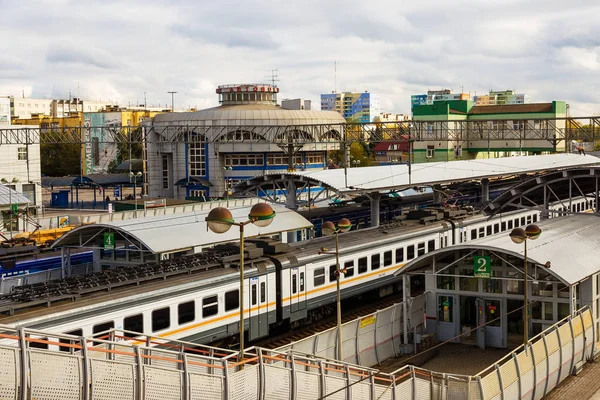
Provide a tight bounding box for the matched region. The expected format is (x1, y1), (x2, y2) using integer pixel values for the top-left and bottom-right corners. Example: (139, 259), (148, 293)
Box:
(53, 203), (312, 254)
(237, 154), (600, 196)
(396, 214), (600, 285)
(153, 104), (346, 125)
(0, 185), (31, 206)
(42, 174), (134, 188)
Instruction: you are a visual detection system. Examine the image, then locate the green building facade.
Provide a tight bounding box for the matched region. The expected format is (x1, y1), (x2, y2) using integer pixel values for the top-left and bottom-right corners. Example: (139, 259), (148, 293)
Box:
(411, 100), (566, 163)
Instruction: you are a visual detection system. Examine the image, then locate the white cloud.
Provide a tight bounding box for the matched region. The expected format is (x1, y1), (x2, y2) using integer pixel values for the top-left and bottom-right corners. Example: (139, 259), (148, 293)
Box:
(0, 0), (599, 115)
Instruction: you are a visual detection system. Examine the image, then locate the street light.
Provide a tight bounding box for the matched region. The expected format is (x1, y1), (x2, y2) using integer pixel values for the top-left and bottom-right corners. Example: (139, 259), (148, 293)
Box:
(509, 224), (542, 346)
(352, 159), (361, 168)
(206, 203), (276, 364)
(319, 218), (352, 360)
(1, 178), (19, 239)
(129, 172), (142, 215)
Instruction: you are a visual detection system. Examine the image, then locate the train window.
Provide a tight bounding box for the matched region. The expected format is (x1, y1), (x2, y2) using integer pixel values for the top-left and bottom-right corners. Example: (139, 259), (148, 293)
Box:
(178, 301), (195, 325)
(203, 295), (219, 317)
(514, 218), (519, 227)
(29, 336), (49, 350)
(478, 227), (485, 237)
(371, 254), (381, 270)
(225, 290), (239, 311)
(520, 217), (525, 226)
(358, 257), (368, 274)
(486, 226), (492, 236)
(314, 268), (325, 286)
(533, 214), (538, 223)
(395, 248), (404, 263)
(526, 216), (532, 224)
(152, 308), (170, 332)
(508, 220), (513, 230)
(428, 240), (435, 252)
(471, 230), (477, 240)
(493, 224), (499, 234)
(329, 265), (337, 282)
(384, 251), (392, 266)
(292, 274), (297, 294)
(252, 283), (259, 304)
(407, 245), (415, 260)
(299, 273), (304, 292)
(262, 282), (268, 301)
(344, 260), (354, 277)
(59, 329), (83, 352)
(123, 314), (144, 337)
(93, 321), (115, 336)
(501, 222), (506, 231)
(417, 242), (425, 257)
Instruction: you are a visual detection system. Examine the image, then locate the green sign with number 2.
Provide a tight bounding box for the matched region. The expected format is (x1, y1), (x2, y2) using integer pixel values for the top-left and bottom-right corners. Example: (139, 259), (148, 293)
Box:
(474, 255), (491, 278)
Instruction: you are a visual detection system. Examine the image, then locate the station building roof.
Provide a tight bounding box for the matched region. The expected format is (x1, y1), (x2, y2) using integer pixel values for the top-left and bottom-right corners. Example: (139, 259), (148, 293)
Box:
(396, 214), (600, 286)
(0, 185), (31, 206)
(237, 154), (600, 196)
(53, 203), (312, 254)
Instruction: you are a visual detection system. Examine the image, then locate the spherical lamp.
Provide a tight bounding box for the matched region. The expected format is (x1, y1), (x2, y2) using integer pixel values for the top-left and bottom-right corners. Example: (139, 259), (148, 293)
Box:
(206, 207), (235, 234)
(249, 203), (276, 228)
(322, 221), (336, 236)
(525, 224), (541, 240)
(509, 227), (527, 244)
(338, 218), (352, 233)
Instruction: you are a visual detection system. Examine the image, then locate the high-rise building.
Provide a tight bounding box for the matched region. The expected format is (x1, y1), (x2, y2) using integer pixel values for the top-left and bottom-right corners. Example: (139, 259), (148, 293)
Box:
(0, 97), (10, 125)
(320, 91), (380, 122)
(281, 98), (311, 110)
(473, 90), (529, 106)
(410, 89), (469, 112)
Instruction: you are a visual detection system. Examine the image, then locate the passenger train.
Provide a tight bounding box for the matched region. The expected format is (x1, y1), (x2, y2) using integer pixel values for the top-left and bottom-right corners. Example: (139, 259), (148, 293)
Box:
(0, 196), (593, 350)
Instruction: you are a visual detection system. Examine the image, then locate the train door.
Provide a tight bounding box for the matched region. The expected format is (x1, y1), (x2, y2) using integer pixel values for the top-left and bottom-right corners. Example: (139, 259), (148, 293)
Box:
(249, 275), (269, 341)
(290, 265), (307, 322)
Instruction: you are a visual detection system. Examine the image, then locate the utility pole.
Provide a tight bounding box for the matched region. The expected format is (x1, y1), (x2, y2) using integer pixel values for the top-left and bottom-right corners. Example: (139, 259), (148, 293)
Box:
(167, 91), (177, 112)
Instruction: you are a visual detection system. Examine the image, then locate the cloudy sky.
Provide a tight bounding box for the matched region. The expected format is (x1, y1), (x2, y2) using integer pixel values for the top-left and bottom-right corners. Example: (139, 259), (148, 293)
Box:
(1, 0), (599, 115)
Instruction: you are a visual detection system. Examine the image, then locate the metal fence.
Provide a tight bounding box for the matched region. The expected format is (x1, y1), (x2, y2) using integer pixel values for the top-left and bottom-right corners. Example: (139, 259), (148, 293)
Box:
(275, 293), (427, 364)
(0, 306), (596, 399)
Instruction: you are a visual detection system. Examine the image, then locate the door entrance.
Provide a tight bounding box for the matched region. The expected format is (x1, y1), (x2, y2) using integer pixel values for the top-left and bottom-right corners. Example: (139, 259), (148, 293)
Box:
(460, 296), (505, 348)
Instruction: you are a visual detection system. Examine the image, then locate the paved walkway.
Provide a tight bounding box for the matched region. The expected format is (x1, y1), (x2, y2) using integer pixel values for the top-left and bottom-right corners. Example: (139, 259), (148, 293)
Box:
(546, 359), (600, 399)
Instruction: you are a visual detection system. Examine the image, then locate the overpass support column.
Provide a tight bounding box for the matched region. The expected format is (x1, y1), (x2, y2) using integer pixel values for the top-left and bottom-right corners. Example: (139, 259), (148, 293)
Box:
(370, 193), (381, 227)
(481, 178), (490, 202)
(286, 178), (298, 242)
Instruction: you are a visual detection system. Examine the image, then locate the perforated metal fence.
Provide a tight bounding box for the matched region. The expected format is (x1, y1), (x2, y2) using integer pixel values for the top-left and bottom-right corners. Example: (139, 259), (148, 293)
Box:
(0, 307), (596, 399)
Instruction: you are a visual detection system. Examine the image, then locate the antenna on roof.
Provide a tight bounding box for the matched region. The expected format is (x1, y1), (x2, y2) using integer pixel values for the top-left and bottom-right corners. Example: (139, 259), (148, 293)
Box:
(334, 61), (337, 94)
(265, 69), (279, 87)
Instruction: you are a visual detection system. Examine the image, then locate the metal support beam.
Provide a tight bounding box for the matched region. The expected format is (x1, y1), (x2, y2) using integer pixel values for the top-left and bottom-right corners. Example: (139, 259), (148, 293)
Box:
(369, 193), (381, 227)
(481, 178), (490, 203)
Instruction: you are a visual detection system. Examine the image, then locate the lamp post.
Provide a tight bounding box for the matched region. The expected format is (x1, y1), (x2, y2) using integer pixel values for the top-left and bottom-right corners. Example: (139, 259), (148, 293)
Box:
(509, 224), (542, 346)
(206, 203), (276, 364)
(1, 178), (19, 239)
(223, 166), (233, 205)
(319, 218), (352, 360)
(129, 172), (142, 215)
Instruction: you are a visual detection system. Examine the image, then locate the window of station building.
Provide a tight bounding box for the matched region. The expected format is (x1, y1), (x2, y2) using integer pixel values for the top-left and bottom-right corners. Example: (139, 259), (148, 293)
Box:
(152, 308), (171, 332)
(428, 240), (435, 252)
(407, 245), (415, 260)
(395, 248), (404, 263)
(59, 329), (83, 352)
(225, 290), (239, 311)
(371, 254), (381, 270)
(123, 314), (144, 337)
(358, 257), (368, 274)
(329, 265), (337, 282)
(224, 153), (264, 166)
(178, 301), (195, 325)
(437, 273), (455, 290)
(344, 260), (354, 277)
(93, 321), (115, 336)
(267, 153), (302, 166)
(189, 142), (206, 176)
(314, 268), (325, 286)
(459, 268), (478, 292)
(426, 145), (435, 159)
(306, 152), (324, 164)
(417, 242), (425, 257)
(162, 155), (169, 189)
(383, 251), (392, 267)
(17, 147), (27, 161)
(202, 295), (218, 318)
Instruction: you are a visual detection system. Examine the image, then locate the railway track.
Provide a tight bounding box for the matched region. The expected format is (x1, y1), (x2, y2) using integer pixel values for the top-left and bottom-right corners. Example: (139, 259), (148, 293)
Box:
(253, 292), (405, 350)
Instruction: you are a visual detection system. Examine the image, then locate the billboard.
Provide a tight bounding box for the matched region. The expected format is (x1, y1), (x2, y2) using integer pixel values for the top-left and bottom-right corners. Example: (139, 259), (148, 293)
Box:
(83, 112), (122, 174)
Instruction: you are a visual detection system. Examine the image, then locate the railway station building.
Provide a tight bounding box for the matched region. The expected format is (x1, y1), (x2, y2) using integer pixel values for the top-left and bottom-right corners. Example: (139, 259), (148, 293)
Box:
(397, 214), (600, 351)
(146, 84), (345, 200)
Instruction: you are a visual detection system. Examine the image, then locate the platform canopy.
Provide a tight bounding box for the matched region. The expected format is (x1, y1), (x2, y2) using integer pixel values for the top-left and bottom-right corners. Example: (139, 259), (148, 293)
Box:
(395, 214), (600, 286)
(53, 203), (312, 254)
(235, 154), (600, 197)
(0, 185), (31, 206)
